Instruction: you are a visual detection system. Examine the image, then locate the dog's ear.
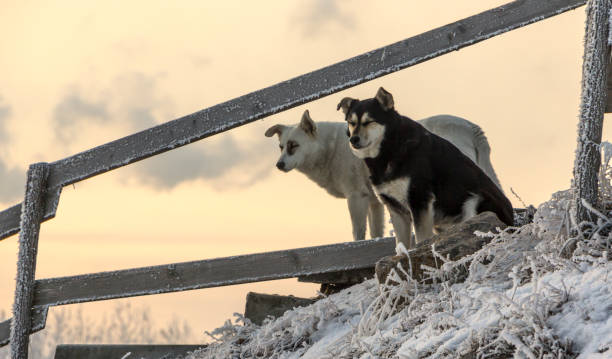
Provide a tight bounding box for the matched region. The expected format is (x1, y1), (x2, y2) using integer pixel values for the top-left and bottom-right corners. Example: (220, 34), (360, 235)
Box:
(264, 124), (286, 138)
(299, 110), (317, 137)
(375, 87), (394, 111)
(337, 97), (357, 114)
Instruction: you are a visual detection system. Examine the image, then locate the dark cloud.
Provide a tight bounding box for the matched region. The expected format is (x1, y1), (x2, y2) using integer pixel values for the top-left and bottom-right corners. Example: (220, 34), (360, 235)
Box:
(133, 136), (273, 190)
(52, 73), (274, 191)
(0, 161), (24, 203)
(295, 0), (355, 37)
(0, 100), (25, 203)
(53, 94), (109, 142)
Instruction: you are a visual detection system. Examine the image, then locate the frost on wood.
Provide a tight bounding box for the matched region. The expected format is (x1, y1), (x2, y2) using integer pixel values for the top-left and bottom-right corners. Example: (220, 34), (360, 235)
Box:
(573, 0), (611, 224)
(10, 163), (48, 359)
(188, 160), (612, 358)
(609, 7), (612, 45)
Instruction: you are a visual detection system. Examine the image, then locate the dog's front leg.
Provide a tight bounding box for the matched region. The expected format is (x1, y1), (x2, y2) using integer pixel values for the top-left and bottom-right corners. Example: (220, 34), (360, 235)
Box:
(389, 209), (414, 249)
(367, 199), (385, 238)
(412, 200), (435, 244)
(347, 194), (369, 241)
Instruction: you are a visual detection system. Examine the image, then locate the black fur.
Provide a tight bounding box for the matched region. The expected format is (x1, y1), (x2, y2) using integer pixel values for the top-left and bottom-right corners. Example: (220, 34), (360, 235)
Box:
(342, 97), (514, 228)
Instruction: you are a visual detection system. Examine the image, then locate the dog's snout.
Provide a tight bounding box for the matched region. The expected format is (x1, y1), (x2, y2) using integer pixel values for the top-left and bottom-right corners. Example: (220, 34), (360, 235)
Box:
(350, 136), (360, 146)
(276, 161), (285, 170)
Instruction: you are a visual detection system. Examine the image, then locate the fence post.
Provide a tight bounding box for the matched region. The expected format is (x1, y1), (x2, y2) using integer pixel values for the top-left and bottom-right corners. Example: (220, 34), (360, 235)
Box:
(10, 163), (49, 359)
(573, 0), (611, 224)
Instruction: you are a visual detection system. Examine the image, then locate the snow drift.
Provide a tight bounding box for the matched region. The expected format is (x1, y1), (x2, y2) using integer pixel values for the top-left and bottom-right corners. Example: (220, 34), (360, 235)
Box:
(187, 146), (612, 358)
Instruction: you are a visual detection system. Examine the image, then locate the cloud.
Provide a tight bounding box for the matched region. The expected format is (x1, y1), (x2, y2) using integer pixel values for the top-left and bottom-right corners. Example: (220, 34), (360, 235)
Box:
(53, 94), (109, 142)
(0, 161), (24, 203)
(294, 0), (355, 37)
(51, 73), (274, 191)
(0, 100), (25, 203)
(0, 103), (10, 143)
(133, 135), (273, 190)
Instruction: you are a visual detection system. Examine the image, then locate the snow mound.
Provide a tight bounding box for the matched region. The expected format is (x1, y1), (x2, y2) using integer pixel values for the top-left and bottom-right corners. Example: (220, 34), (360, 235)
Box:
(188, 148), (612, 358)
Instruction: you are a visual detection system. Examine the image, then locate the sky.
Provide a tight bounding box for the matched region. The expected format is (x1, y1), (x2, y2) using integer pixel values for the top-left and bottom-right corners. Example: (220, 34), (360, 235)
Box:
(0, 0), (609, 342)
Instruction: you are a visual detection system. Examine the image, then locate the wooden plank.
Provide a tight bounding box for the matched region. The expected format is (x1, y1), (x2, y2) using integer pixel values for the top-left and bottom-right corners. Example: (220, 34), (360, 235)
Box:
(606, 57), (612, 112)
(0, 238), (396, 347)
(32, 237), (396, 307)
(244, 292), (316, 325)
(11, 163), (49, 359)
(0, 187), (61, 241)
(0, 307), (48, 347)
(0, 0), (587, 241)
(53, 344), (205, 359)
(0, 240), (391, 348)
(574, 0), (611, 225)
(298, 267), (375, 284)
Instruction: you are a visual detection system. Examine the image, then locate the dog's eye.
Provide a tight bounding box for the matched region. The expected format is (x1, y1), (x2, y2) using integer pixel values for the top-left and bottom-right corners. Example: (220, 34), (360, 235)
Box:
(287, 141), (299, 155)
(362, 121), (371, 126)
(279, 144), (284, 150)
(348, 121), (356, 127)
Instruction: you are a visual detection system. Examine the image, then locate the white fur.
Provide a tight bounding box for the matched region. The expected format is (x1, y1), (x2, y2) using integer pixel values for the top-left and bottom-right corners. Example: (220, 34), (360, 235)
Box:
(267, 121), (383, 241)
(414, 197), (436, 244)
(389, 209), (414, 248)
(461, 194), (480, 221)
(373, 177), (410, 207)
(266, 114), (501, 243)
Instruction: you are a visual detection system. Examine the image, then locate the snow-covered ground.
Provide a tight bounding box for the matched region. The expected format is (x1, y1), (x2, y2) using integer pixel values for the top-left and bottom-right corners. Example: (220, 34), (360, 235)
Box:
(188, 187), (612, 358)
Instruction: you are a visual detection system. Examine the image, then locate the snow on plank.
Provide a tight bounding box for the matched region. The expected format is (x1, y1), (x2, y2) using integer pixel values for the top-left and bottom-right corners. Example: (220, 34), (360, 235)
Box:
(0, 0), (586, 241)
(31, 237), (395, 307)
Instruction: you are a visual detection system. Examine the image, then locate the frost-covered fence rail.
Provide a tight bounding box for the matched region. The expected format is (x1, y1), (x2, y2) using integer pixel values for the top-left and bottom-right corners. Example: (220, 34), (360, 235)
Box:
(573, 0), (611, 224)
(0, 237), (396, 347)
(10, 164), (49, 359)
(0, 0), (586, 241)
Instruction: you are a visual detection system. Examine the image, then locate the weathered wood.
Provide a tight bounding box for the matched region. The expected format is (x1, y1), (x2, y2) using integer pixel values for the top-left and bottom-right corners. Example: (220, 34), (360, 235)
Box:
(574, 0), (611, 224)
(53, 344), (205, 359)
(0, 188), (61, 241)
(244, 292), (316, 325)
(10, 163), (49, 359)
(31, 237), (395, 308)
(605, 60), (612, 112)
(0, 307), (48, 347)
(0, 238), (395, 347)
(376, 212), (506, 284)
(0, 0), (587, 241)
(298, 267), (375, 284)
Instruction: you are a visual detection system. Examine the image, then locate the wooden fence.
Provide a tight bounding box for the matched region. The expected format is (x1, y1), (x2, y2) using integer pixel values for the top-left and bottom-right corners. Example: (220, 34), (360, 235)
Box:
(0, 0), (597, 358)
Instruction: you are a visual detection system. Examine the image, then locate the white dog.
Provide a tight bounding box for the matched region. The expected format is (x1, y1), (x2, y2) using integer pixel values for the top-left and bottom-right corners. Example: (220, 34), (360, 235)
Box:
(265, 110), (502, 241)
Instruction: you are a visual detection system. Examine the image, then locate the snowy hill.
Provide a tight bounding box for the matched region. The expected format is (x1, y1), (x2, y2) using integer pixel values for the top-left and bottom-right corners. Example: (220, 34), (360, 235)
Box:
(188, 188), (612, 358)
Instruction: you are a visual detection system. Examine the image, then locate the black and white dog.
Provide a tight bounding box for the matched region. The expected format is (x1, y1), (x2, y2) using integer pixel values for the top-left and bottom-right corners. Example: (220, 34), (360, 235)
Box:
(337, 87), (513, 248)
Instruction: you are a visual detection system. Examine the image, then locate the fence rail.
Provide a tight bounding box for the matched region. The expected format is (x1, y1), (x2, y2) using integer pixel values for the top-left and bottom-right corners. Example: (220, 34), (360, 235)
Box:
(0, 237), (396, 346)
(0, 0), (591, 356)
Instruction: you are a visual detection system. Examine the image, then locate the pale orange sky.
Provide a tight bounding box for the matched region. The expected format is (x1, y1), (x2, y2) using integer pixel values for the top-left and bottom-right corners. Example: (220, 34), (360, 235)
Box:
(0, 0), (608, 341)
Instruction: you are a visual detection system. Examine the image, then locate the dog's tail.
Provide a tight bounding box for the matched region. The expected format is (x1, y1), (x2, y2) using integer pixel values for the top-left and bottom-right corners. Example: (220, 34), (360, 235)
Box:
(469, 122), (503, 192)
